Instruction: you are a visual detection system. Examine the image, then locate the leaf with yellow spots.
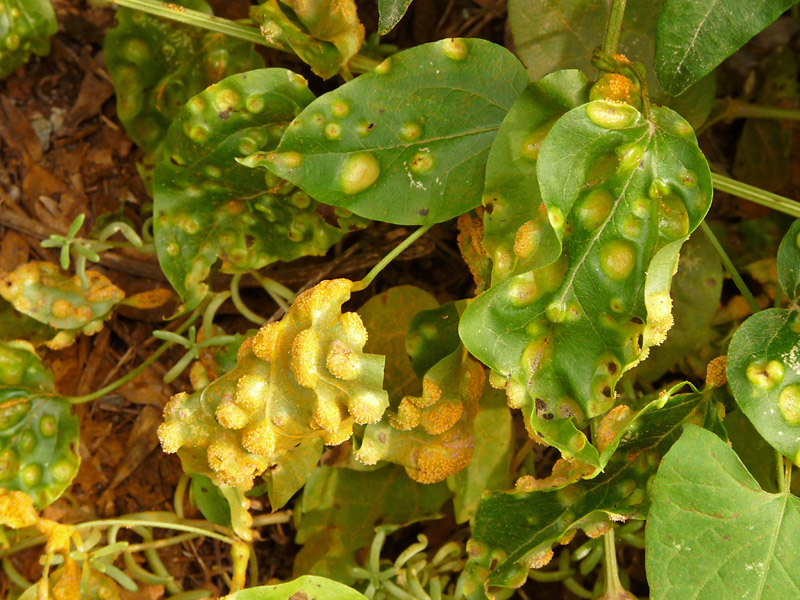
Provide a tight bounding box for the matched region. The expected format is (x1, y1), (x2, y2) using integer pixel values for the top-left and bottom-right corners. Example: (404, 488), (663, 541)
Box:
(104, 0), (264, 156)
(250, 0), (364, 79)
(154, 68), (354, 311)
(460, 101), (712, 467)
(158, 279), (389, 494)
(356, 342), (485, 484)
(356, 294), (484, 484)
(481, 70), (590, 286)
(0, 262), (125, 350)
(357, 285), (439, 407)
(0, 342), (80, 508)
(462, 388), (725, 597)
(727, 218), (800, 465)
(254, 38), (527, 225)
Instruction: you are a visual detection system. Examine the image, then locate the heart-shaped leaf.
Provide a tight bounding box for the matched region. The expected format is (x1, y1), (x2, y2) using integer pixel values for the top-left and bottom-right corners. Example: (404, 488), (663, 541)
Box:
(158, 279), (388, 492)
(248, 38), (527, 225)
(646, 425), (800, 599)
(105, 0), (263, 155)
(0, 0), (57, 79)
(0, 341), (79, 508)
(153, 68), (347, 311)
(460, 101), (712, 465)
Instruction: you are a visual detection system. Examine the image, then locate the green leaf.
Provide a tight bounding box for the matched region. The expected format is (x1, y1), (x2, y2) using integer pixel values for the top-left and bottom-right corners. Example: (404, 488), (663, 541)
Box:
(378, 0), (413, 35)
(447, 386), (513, 524)
(293, 465), (450, 582)
(646, 425), (800, 599)
(262, 437), (323, 510)
(635, 230), (722, 383)
(190, 473), (231, 527)
(248, 38), (528, 225)
(727, 308), (800, 465)
(158, 279), (388, 493)
(482, 70), (590, 285)
(0, 341), (79, 508)
(507, 0), (717, 129)
(358, 285), (439, 406)
(464, 389), (723, 596)
(0, 262), (125, 350)
(0, 0), (57, 79)
(778, 218), (800, 302)
(406, 301), (462, 380)
(226, 575), (367, 600)
(104, 0), (264, 154)
(733, 49), (798, 192)
(655, 0), (796, 96)
(153, 68), (346, 311)
(0, 298), (57, 346)
(250, 0), (364, 80)
(460, 101), (712, 465)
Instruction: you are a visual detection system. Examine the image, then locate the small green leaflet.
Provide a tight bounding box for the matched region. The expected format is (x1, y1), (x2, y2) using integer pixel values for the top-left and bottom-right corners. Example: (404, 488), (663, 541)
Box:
(460, 101), (712, 466)
(655, 0), (797, 96)
(226, 575), (367, 600)
(153, 68), (345, 311)
(378, 0), (414, 34)
(251, 38), (528, 225)
(646, 426), (800, 599)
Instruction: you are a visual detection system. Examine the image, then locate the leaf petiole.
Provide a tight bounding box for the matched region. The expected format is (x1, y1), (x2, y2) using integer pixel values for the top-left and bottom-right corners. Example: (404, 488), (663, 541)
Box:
(352, 224), (432, 292)
(65, 308), (201, 404)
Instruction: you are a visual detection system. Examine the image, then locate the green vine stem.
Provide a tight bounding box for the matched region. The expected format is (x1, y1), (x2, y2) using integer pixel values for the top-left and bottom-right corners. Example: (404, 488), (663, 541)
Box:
(700, 221), (761, 315)
(712, 173), (800, 218)
(103, 0), (380, 74)
(231, 274), (267, 325)
(601, 0), (627, 56)
(351, 224), (432, 292)
(698, 98), (800, 135)
(251, 271), (294, 313)
(65, 308), (201, 404)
